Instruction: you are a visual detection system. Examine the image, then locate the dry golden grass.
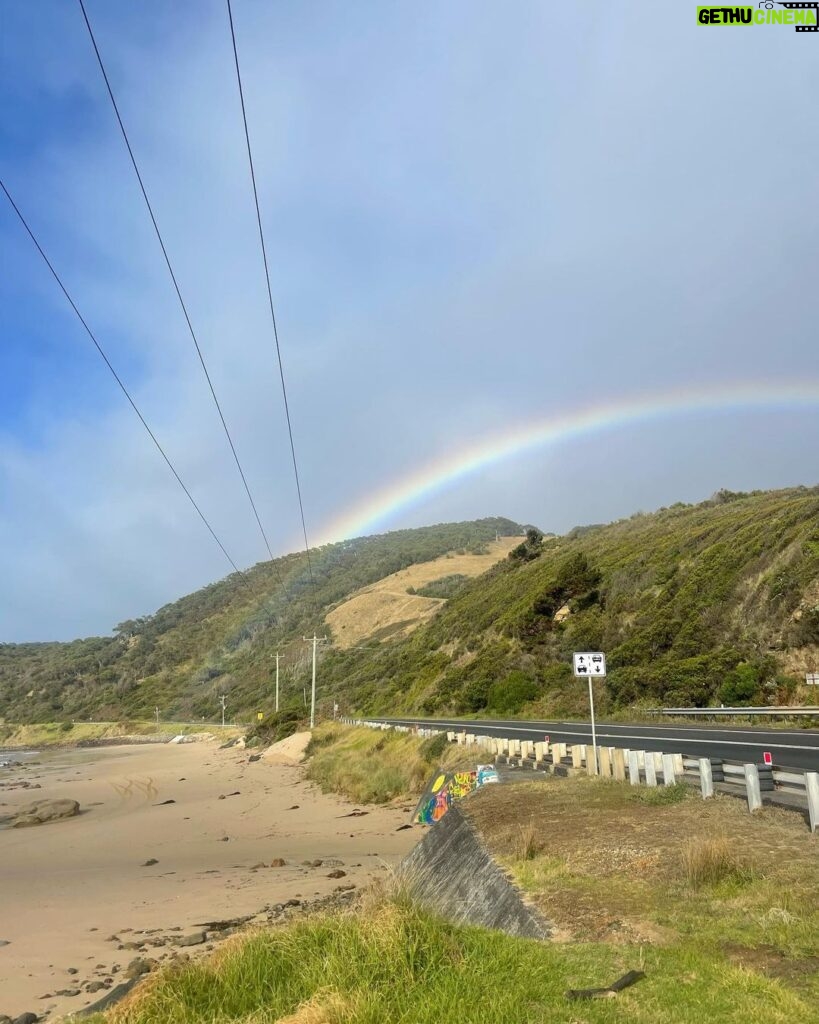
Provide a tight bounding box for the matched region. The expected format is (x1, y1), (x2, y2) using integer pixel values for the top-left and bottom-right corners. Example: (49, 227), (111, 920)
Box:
(325, 538), (518, 649)
(513, 819), (544, 861)
(681, 835), (752, 888)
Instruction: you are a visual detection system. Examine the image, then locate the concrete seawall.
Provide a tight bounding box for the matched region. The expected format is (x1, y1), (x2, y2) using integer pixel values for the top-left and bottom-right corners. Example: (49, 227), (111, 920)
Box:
(399, 803), (551, 940)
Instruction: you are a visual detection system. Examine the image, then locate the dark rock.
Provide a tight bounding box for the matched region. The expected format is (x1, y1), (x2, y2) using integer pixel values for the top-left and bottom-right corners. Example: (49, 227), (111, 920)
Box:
(310, 859), (323, 867)
(218, 795), (226, 800)
(54, 989), (80, 997)
(13, 1014), (39, 1024)
(0, 940), (10, 947)
(153, 800), (175, 806)
(141, 859), (159, 867)
(286, 805), (299, 810)
(66, 967), (79, 975)
(218, 836), (229, 842)
(0, 1014), (12, 1023)
(327, 869), (346, 879)
(247, 754), (261, 762)
(125, 958), (152, 980)
(85, 982), (106, 993)
(270, 858), (285, 867)
(177, 932), (205, 947)
(339, 809), (368, 818)
(284, 899), (301, 908)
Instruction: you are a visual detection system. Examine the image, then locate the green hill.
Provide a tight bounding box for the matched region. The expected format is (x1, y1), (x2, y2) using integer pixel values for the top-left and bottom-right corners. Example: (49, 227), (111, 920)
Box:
(0, 517), (519, 724)
(2, 488), (818, 727)
(319, 487), (819, 717)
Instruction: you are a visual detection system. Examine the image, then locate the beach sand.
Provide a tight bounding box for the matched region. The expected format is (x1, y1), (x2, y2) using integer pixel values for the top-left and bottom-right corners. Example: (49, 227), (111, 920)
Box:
(0, 738), (419, 1021)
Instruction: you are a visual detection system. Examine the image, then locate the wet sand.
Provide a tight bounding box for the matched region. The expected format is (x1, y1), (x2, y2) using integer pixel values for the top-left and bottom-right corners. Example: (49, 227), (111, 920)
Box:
(0, 740), (419, 1021)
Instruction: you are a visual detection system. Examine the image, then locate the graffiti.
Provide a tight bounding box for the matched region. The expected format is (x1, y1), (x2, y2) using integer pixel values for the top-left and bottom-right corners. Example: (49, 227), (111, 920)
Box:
(412, 763), (500, 824)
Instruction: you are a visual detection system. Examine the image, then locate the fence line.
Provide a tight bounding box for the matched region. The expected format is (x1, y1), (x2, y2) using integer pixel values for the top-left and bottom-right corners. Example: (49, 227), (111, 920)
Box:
(341, 718), (818, 833)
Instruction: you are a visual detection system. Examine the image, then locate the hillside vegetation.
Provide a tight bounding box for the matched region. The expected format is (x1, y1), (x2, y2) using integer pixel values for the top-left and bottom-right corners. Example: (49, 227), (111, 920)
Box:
(2, 488), (818, 725)
(318, 487), (819, 716)
(0, 518), (518, 724)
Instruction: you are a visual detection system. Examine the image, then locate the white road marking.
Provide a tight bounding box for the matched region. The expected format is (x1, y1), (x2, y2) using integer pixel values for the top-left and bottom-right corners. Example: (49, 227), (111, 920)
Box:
(380, 720), (818, 752)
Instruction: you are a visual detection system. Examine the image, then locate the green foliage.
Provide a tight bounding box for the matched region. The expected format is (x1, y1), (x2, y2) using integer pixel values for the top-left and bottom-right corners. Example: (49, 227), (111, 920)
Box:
(0, 517), (518, 723)
(719, 662), (765, 706)
(487, 671), (539, 713)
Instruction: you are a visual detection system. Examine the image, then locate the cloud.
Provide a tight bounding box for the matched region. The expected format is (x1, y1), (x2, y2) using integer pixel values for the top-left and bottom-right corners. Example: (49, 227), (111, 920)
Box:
(1, 1), (818, 640)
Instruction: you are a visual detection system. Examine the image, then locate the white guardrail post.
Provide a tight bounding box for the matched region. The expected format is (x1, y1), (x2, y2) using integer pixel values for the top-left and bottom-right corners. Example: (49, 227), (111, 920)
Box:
(699, 758), (714, 799)
(806, 772), (819, 833)
(744, 764), (763, 812)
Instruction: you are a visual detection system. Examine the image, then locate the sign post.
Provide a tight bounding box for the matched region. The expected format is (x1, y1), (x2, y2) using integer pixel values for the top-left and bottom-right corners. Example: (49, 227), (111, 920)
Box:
(573, 652), (607, 773)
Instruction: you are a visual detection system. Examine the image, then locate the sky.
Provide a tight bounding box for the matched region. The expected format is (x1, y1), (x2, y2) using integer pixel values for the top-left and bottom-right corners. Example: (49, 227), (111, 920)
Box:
(1, 1), (818, 642)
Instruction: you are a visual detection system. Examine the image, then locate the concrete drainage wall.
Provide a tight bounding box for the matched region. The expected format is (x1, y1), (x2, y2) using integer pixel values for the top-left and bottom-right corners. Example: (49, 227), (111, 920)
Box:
(399, 803), (551, 940)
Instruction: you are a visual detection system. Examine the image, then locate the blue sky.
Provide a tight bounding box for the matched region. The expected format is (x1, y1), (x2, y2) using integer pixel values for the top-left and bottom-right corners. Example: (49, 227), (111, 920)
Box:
(1, 1), (818, 641)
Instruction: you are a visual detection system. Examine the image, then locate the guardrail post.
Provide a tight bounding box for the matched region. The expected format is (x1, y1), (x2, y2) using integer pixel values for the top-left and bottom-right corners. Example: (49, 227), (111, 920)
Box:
(533, 741), (545, 763)
(628, 750), (640, 785)
(571, 745), (583, 769)
(520, 740), (531, 759)
(446, 731), (455, 742)
(598, 746), (612, 777)
(805, 772), (819, 833)
(612, 748), (627, 781)
(586, 746), (598, 775)
(662, 754), (676, 786)
(699, 758), (714, 799)
(644, 753), (657, 787)
(744, 763), (762, 812)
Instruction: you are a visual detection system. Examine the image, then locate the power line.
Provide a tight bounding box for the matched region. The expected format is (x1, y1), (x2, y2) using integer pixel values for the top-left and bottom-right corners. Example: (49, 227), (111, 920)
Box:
(225, 0), (314, 585)
(0, 177), (247, 583)
(77, 0), (276, 564)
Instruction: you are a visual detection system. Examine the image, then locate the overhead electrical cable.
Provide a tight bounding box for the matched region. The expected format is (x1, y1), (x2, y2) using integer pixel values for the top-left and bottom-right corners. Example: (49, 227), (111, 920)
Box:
(0, 178), (247, 583)
(225, 0), (315, 586)
(77, 0), (277, 566)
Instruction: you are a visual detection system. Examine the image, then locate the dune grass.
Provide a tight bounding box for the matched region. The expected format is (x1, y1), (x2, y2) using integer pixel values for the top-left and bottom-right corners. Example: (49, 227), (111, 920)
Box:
(0, 720), (237, 749)
(80, 884), (815, 1024)
(305, 724), (472, 804)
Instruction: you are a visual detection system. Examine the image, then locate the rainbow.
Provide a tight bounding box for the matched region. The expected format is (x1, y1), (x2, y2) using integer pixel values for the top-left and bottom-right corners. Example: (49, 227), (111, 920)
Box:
(316, 381), (819, 545)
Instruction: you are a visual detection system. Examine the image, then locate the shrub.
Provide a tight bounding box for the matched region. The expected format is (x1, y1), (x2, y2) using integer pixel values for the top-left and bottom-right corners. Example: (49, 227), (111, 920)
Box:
(419, 732), (448, 762)
(682, 836), (752, 888)
(487, 671), (539, 713)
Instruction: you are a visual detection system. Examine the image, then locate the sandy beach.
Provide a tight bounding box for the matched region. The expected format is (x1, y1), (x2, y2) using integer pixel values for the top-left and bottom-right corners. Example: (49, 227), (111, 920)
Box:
(0, 738), (419, 1021)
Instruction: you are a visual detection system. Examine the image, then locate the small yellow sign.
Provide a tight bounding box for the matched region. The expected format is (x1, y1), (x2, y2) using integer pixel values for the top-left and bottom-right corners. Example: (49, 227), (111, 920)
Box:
(257, 712), (264, 721)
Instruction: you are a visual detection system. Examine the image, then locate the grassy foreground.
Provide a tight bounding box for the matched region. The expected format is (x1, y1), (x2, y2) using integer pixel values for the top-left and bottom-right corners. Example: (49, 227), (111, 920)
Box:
(0, 720), (238, 748)
(83, 882), (815, 1024)
(305, 723), (472, 803)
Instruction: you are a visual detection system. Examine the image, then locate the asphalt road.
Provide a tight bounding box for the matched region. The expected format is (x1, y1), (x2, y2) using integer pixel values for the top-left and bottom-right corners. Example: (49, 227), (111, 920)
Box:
(364, 716), (819, 772)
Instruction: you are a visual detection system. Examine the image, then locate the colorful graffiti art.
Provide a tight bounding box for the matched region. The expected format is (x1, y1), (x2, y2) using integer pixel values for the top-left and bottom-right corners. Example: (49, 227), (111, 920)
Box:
(412, 764), (500, 825)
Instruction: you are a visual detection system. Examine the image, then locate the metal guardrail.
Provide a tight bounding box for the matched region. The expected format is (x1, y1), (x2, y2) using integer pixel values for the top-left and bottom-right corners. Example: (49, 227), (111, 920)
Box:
(344, 718), (819, 833)
(647, 706), (819, 718)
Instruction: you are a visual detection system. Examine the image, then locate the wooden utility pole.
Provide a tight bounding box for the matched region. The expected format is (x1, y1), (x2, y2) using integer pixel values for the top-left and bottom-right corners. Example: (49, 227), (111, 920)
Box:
(303, 635), (328, 729)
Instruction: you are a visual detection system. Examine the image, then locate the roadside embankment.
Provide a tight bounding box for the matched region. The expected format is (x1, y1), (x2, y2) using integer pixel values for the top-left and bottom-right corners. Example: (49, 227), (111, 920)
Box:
(467, 774), (819, 1009)
(305, 723), (474, 804)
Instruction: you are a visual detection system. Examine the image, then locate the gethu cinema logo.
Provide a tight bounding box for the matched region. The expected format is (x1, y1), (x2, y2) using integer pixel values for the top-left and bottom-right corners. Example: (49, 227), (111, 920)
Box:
(697, 3), (818, 28)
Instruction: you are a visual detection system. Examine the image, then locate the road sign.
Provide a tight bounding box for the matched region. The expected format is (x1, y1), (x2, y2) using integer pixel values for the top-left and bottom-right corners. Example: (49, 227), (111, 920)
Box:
(544, 734), (550, 744)
(573, 652), (607, 677)
(763, 751), (773, 766)
(806, 673), (819, 685)
(256, 711), (264, 721)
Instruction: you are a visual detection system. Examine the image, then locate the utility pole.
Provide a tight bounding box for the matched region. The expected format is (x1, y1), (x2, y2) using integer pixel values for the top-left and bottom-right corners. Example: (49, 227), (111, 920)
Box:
(219, 694), (227, 728)
(303, 635), (328, 729)
(274, 650), (280, 713)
